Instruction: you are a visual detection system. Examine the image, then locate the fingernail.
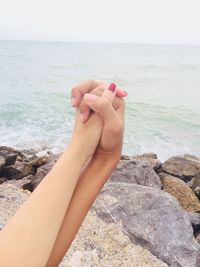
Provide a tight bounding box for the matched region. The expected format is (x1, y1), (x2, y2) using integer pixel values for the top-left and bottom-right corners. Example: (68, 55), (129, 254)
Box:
(123, 90), (128, 96)
(71, 97), (76, 107)
(108, 83), (116, 92)
(84, 93), (97, 102)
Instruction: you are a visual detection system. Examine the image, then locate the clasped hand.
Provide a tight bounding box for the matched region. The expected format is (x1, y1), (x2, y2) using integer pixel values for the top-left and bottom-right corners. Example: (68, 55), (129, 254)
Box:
(70, 80), (127, 164)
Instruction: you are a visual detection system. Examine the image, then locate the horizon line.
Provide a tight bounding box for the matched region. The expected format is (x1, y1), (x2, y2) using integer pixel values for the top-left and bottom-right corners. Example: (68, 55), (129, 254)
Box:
(0, 38), (200, 47)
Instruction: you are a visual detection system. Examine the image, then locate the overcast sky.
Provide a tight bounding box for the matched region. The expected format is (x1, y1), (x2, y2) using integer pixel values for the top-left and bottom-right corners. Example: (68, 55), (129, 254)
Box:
(0, 0), (200, 45)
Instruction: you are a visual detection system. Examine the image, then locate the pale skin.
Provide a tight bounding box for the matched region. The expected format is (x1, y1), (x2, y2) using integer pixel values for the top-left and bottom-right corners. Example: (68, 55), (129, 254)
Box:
(0, 80), (126, 267)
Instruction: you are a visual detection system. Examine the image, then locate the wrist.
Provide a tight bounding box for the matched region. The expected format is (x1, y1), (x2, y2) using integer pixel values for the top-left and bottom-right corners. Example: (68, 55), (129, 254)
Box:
(93, 149), (121, 167)
(63, 140), (90, 168)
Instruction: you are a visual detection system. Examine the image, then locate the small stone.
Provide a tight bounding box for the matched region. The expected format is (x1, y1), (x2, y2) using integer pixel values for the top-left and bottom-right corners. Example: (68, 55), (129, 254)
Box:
(30, 155), (50, 168)
(120, 155), (130, 160)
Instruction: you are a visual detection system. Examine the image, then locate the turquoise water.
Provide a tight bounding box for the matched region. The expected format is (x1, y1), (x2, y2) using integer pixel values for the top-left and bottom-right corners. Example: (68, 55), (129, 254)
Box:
(0, 40), (200, 160)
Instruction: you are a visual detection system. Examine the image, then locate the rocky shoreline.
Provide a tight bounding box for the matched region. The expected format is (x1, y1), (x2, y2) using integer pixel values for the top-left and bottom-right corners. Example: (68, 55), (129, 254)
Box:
(0, 146), (200, 267)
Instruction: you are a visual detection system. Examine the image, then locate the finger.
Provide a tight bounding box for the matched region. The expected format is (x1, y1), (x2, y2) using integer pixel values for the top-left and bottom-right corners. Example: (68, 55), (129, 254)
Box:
(79, 85), (105, 123)
(83, 94), (121, 139)
(71, 80), (128, 107)
(116, 98), (125, 123)
(102, 83), (117, 103)
(71, 80), (105, 107)
(80, 84), (123, 123)
(116, 86), (128, 97)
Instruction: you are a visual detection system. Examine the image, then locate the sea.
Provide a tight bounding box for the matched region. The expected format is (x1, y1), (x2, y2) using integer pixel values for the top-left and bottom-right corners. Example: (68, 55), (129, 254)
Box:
(0, 40), (200, 161)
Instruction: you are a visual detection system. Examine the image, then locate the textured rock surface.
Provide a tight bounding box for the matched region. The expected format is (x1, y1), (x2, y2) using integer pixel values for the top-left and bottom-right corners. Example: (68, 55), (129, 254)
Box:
(161, 175), (200, 212)
(1, 162), (35, 180)
(161, 155), (200, 178)
(30, 155), (51, 168)
(187, 212), (200, 236)
(131, 153), (161, 170)
(93, 182), (200, 267)
(0, 183), (31, 228)
(4, 176), (32, 189)
(0, 183), (168, 267)
(192, 173), (200, 199)
(22, 161), (56, 191)
(0, 146), (24, 162)
(0, 155), (5, 172)
(0, 177), (7, 184)
(109, 160), (162, 189)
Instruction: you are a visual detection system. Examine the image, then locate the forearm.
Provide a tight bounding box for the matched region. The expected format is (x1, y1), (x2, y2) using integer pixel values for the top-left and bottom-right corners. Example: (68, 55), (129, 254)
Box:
(0, 143), (88, 267)
(46, 153), (120, 267)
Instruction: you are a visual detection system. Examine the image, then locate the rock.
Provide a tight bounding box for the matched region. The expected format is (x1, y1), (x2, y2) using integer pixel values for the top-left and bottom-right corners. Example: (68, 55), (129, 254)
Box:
(187, 212), (200, 236)
(187, 177), (195, 188)
(0, 156), (5, 172)
(109, 160), (162, 189)
(22, 161), (56, 192)
(0, 150), (17, 167)
(192, 173), (200, 199)
(93, 182), (200, 267)
(0, 146), (24, 163)
(161, 155), (200, 180)
(131, 153), (161, 170)
(30, 155), (50, 168)
(61, 209), (168, 267)
(184, 154), (200, 161)
(196, 233), (200, 244)
(0, 183), (168, 267)
(0, 177), (7, 184)
(1, 162), (35, 180)
(0, 183), (31, 229)
(161, 175), (200, 212)
(120, 155), (131, 160)
(4, 176), (32, 189)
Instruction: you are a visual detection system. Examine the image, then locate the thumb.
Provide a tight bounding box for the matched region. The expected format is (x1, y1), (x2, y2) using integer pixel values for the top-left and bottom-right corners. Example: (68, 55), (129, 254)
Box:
(83, 93), (120, 133)
(83, 82), (117, 119)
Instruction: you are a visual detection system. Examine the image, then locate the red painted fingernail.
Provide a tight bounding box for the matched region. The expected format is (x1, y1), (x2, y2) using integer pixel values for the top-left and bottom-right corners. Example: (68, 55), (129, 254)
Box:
(108, 83), (116, 92)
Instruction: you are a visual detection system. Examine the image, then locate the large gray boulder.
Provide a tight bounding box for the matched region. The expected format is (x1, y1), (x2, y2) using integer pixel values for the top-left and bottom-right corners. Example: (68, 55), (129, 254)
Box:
(0, 183), (168, 267)
(109, 160), (162, 189)
(93, 182), (200, 267)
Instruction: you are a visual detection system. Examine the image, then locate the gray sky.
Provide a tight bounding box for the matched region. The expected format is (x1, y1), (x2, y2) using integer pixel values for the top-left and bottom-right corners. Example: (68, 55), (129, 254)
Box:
(0, 0), (200, 44)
